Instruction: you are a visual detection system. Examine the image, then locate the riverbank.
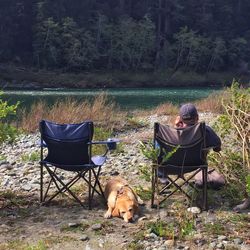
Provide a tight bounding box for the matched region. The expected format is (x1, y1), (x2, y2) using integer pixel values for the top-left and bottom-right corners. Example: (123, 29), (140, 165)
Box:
(1, 64), (249, 89)
(0, 112), (249, 250)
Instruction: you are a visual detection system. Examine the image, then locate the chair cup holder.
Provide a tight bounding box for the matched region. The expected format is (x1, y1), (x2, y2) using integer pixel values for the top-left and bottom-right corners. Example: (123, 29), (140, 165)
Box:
(107, 138), (118, 150)
(107, 142), (116, 150)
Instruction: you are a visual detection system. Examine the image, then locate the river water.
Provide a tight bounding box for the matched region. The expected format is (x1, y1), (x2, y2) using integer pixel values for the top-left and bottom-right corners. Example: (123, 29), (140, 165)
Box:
(2, 87), (221, 110)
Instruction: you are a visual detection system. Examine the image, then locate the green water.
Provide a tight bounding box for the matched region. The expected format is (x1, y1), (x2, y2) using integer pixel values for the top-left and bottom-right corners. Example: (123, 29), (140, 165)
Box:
(2, 87), (221, 110)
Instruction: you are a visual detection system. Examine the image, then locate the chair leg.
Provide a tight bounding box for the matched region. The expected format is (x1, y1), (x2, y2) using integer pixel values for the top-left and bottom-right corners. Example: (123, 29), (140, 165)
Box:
(88, 169), (92, 210)
(44, 167), (85, 207)
(90, 167), (105, 202)
(151, 166), (156, 208)
(202, 168), (208, 210)
(43, 167), (61, 202)
(40, 163), (43, 203)
(156, 168), (160, 210)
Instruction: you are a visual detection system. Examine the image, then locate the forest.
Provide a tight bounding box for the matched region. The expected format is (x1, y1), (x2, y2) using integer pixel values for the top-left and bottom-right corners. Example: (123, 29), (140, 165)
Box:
(1, 0), (250, 76)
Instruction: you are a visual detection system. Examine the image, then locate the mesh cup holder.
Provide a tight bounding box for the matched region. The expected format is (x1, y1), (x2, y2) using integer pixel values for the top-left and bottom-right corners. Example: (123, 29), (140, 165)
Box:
(107, 138), (119, 150)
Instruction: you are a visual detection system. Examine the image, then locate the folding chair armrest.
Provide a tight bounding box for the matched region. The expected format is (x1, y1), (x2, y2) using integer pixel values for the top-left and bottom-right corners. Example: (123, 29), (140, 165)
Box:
(89, 141), (109, 145)
(89, 138), (120, 150)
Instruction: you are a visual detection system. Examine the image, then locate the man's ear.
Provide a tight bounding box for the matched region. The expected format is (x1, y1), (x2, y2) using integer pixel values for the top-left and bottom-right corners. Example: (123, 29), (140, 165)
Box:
(112, 207), (120, 217)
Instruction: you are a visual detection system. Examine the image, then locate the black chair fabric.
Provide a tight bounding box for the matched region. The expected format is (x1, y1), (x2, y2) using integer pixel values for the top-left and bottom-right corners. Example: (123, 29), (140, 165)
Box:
(39, 120), (107, 209)
(152, 122), (208, 210)
(40, 120), (94, 170)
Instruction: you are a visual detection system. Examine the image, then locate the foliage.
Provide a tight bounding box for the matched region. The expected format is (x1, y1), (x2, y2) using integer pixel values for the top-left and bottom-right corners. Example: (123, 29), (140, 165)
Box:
(125, 117), (147, 130)
(25, 240), (47, 250)
(147, 220), (175, 239)
(138, 164), (151, 182)
(204, 222), (226, 235)
(139, 140), (179, 164)
(21, 152), (40, 162)
(212, 82), (250, 198)
(2, 1), (250, 73)
(146, 205), (195, 240)
(139, 141), (160, 163)
(0, 239), (54, 250)
(134, 185), (152, 201)
(246, 175), (250, 196)
(0, 92), (19, 143)
(139, 141), (179, 187)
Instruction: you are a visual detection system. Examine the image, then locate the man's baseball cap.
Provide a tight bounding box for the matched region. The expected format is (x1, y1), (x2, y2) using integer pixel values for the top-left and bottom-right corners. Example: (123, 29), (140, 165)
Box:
(179, 103), (198, 120)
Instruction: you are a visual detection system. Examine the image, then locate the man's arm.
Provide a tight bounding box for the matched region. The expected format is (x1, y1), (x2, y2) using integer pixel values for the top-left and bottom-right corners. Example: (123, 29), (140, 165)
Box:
(205, 126), (221, 152)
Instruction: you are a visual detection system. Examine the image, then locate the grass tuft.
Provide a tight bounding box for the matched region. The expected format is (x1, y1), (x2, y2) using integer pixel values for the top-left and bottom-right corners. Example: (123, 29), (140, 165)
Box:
(18, 93), (121, 133)
(195, 90), (226, 113)
(153, 102), (178, 116)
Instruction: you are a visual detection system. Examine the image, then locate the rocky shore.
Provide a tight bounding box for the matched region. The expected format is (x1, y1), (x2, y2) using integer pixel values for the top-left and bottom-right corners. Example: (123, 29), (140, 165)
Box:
(0, 114), (250, 250)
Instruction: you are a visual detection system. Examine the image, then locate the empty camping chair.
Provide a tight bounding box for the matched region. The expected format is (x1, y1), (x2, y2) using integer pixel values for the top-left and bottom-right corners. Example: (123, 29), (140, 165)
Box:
(39, 120), (118, 209)
(152, 122), (208, 210)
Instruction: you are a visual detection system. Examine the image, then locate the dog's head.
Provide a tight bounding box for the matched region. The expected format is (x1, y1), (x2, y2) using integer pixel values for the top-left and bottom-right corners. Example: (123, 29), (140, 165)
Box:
(111, 187), (139, 223)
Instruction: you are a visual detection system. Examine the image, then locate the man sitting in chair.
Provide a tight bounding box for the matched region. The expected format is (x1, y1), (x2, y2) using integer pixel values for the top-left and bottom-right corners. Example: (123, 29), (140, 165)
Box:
(159, 103), (221, 183)
(175, 103), (221, 152)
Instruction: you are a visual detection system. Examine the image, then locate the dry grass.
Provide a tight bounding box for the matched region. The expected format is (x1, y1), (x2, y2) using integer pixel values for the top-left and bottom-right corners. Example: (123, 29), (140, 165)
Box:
(195, 90), (227, 113)
(152, 102), (179, 116)
(18, 93), (124, 133)
(17, 90), (228, 133)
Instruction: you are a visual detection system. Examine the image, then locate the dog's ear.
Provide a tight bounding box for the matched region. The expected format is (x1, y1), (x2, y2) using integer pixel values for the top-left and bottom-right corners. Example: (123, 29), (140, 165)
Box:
(111, 206), (120, 217)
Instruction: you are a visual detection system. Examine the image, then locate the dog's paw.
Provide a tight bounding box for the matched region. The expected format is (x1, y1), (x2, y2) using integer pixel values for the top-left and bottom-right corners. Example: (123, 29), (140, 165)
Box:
(104, 210), (112, 219)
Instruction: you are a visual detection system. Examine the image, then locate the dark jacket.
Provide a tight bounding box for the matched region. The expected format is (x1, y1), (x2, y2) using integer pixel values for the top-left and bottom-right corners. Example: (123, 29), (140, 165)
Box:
(204, 125), (221, 152)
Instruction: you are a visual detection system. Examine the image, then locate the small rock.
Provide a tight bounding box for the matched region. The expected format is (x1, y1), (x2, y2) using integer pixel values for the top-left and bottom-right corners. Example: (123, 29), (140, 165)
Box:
(209, 242), (217, 248)
(91, 223), (102, 231)
(164, 240), (174, 246)
(79, 234), (89, 241)
(22, 184), (32, 191)
(233, 238), (243, 244)
(194, 239), (206, 246)
(98, 239), (105, 248)
(216, 242), (225, 249)
(187, 206), (201, 214)
(85, 243), (91, 250)
(176, 245), (185, 249)
(147, 233), (158, 238)
(158, 246), (167, 250)
(0, 160), (9, 166)
(110, 170), (119, 176)
(68, 222), (80, 227)
(138, 216), (147, 222)
(218, 235), (227, 241)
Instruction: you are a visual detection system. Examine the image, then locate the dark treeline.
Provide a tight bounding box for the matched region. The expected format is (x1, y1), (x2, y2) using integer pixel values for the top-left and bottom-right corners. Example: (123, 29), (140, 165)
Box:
(1, 0), (250, 74)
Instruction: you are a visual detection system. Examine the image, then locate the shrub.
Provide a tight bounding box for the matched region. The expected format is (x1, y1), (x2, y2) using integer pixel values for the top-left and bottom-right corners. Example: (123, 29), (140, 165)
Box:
(211, 82), (250, 203)
(0, 92), (19, 143)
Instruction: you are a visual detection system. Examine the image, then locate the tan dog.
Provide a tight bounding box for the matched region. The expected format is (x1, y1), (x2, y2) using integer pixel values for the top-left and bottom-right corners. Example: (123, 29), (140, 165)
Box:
(104, 177), (140, 223)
